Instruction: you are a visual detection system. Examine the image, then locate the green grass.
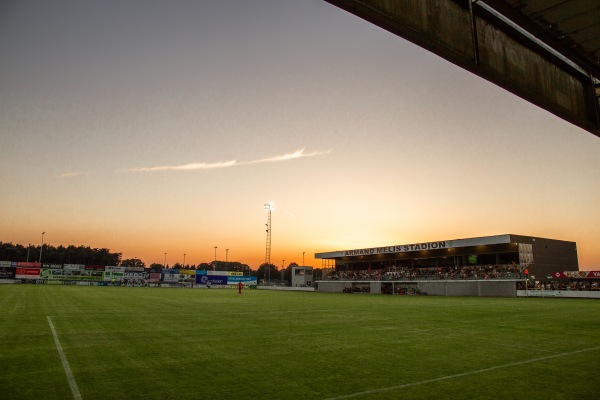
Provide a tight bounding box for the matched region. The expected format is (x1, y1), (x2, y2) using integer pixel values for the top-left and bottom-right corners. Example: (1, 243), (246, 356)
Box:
(1, 285), (599, 399)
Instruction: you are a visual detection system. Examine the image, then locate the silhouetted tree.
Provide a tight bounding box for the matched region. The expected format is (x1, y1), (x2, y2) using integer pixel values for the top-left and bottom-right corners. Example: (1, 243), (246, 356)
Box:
(257, 263), (278, 282)
(0, 242), (121, 265)
(121, 258), (145, 268)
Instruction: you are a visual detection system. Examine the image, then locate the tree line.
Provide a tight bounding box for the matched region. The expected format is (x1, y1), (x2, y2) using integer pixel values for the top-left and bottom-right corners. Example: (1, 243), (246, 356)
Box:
(0, 242), (121, 266)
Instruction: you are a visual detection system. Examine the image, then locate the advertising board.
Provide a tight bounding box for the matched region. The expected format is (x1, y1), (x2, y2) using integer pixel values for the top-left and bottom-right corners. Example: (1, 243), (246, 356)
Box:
(15, 268), (41, 279)
(196, 275), (228, 285)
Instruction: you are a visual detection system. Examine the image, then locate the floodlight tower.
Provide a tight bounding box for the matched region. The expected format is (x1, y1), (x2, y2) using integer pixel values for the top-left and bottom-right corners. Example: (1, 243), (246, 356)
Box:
(264, 202), (274, 266)
(39, 232), (45, 264)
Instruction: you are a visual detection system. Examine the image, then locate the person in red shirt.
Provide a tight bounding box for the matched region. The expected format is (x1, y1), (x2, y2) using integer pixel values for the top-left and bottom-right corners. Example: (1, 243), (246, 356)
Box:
(238, 281), (243, 294)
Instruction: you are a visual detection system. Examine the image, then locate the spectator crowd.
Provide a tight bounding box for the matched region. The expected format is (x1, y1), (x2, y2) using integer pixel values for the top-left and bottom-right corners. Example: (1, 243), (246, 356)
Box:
(327, 264), (522, 281)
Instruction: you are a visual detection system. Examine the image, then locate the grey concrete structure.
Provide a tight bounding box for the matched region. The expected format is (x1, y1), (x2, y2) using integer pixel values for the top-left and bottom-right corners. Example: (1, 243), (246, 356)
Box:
(316, 279), (518, 297)
(325, 0), (600, 137)
(291, 266), (314, 287)
(315, 234), (578, 286)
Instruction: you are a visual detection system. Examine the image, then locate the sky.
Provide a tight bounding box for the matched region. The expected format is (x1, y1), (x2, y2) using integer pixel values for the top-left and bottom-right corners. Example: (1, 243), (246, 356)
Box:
(1, 0), (599, 270)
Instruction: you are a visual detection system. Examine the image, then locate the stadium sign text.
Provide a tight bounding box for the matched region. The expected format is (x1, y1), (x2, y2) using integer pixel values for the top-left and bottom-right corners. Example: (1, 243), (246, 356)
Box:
(344, 241), (447, 257)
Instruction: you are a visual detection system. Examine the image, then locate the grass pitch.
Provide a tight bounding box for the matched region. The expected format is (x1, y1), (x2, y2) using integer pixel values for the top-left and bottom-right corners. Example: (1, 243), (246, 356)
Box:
(1, 285), (599, 400)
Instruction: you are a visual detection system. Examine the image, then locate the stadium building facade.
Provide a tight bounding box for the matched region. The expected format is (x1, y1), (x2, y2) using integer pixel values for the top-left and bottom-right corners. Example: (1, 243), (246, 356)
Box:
(315, 234), (579, 296)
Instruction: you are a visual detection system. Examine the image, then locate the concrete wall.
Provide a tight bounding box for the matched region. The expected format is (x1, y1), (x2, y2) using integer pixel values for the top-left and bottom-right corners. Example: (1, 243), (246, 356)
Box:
(317, 280), (518, 297)
(316, 281), (351, 293)
(418, 280), (517, 297)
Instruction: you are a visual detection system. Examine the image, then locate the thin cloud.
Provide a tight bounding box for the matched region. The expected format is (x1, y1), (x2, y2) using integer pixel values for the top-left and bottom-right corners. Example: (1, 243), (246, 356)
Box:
(247, 148), (331, 164)
(121, 148), (331, 173)
(127, 160), (237, 172)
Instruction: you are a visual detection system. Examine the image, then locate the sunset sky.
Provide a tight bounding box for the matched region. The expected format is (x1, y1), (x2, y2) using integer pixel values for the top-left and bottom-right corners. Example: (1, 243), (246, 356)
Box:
(1, 0), (599, 270)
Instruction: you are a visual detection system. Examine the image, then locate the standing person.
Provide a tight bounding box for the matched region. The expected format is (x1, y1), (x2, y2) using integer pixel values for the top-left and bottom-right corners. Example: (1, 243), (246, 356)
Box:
(238, 281), (243, 295)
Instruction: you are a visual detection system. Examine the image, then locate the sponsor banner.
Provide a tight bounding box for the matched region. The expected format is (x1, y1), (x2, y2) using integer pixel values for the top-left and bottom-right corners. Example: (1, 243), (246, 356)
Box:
(63, 270), (90, 277)
(104, 271), (124, 282)
(64, 264), (86, 270)
(163, 274), (181, 282)
(125, 267), (145, 272)
(196, 275), (228, 285)
(105, 266), (123, 272)
(196, 269), (207, 275)
(180, 269), (196, 275)
(149, 273), (161, 281)
(15, 268), (41, 279)
(0, 261), (13, 267)
(61, 275), (102, 282)
(124, 272), (145, 279)
(552, 271), (600, 279)
(517, 290), (600, 299)
(167, 274), (187, 282)
(41, 269), (64, 279)
(43, 264), (63, 269)
(162, 268), (179, 274)
(228, 271), (243, 276)
(17, 262), (41, 267)
(42, 269), (64, 279)
(0, 267), (16, 279)
(207, 270), (230, 276)
(343, 241), (449, 257)
(85, 265), (105, 271)
(227, 276), (258, 285)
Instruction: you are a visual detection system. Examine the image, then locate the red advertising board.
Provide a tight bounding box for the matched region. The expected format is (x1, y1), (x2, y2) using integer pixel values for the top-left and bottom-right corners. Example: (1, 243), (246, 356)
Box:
(16, 262), (41, 267)
(15, 268), (41, 279)
(552, 271), (600, 279)
(149, 273), (161, 282)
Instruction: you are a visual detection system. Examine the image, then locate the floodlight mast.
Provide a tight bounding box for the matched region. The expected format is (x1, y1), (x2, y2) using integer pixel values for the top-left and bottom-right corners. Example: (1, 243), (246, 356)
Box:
(264, 203), (273, 268)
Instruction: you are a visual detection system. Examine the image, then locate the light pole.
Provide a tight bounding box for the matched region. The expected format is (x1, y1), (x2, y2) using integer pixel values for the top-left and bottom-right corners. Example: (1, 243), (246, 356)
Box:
(214, 246), (217, 271)
(264, 202), (274, 265)
(225, 249), (229, 271)
(281, 259), (285, 282)
(303, 251), (305, 267)
(38, 232), (45, 264)
(183, 253), (186, 268)
(26, 244), (31, 262)
(164, 252), (167, 269)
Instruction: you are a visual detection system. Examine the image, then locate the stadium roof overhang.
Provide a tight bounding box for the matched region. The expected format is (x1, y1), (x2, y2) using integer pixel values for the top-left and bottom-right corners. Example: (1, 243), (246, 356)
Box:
(315, 234), (520, 259)
(324, 0), (600, 137)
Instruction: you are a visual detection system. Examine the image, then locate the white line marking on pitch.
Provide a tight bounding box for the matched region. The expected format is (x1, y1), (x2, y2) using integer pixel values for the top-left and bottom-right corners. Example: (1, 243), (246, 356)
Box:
(324, 346), (600, 400)
(47, 316), (82, 400)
